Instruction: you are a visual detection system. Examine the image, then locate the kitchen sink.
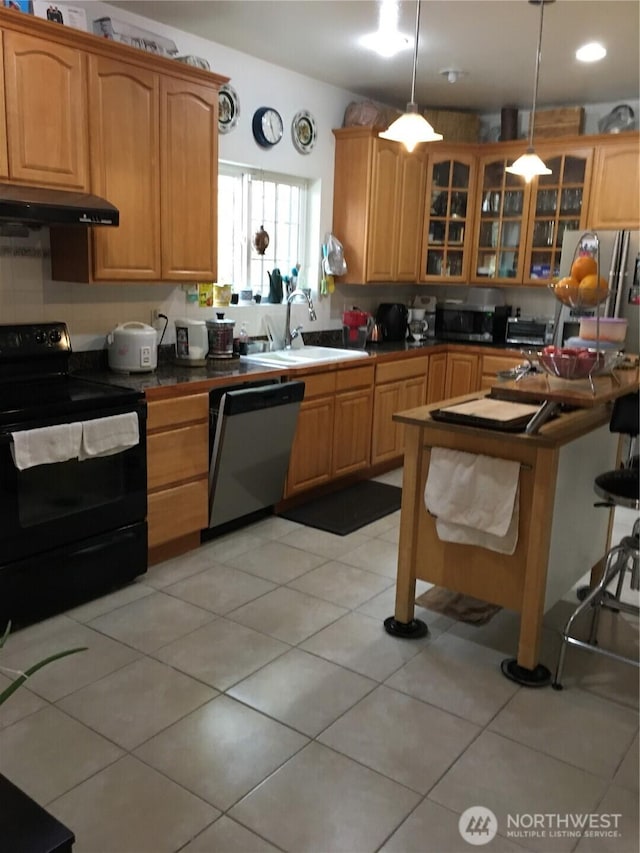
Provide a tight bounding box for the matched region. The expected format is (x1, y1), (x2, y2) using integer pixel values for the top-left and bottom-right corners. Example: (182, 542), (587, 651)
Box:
(241, 346), (370, 368)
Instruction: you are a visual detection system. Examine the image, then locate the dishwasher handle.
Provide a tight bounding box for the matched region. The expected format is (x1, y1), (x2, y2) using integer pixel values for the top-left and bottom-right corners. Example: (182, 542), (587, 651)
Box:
(220, 380), (305, 416)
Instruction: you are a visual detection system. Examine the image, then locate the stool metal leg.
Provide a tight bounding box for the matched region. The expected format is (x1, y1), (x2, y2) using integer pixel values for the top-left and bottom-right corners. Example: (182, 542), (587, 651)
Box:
(553, 541), (637, 690)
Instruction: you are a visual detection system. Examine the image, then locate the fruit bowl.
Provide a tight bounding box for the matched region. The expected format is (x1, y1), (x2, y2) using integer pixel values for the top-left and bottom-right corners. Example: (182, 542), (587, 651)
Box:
(539, 350), (600, 379)
(538, 347), (622, 380)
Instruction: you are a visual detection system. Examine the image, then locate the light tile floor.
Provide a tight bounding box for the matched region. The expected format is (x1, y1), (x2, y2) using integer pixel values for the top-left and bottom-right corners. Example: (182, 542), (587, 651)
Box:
(0, 470), (637, 853)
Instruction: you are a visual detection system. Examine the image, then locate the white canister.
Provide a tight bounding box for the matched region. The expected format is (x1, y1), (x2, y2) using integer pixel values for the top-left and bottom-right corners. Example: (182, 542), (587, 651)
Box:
(107, 322), (158, 373)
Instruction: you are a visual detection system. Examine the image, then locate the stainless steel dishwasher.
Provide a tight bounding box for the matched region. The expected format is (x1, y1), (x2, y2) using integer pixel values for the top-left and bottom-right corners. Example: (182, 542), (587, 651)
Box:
(205, 379), (305, 531)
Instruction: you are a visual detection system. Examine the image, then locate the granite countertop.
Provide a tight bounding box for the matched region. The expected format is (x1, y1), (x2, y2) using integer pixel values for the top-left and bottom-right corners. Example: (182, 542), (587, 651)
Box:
(72, 338), (526, 396)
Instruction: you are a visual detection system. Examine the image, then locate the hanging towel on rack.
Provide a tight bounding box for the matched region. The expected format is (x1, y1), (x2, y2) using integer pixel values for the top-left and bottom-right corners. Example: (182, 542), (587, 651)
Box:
(10, 422), (83, 470)
(424, 448), (520, 554)
(79, 413), (139, 460)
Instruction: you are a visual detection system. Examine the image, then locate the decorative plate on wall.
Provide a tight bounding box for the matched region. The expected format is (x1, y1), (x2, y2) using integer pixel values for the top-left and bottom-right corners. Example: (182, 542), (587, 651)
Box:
(218, 84), (239, 134)
(292, 110), (317, 154)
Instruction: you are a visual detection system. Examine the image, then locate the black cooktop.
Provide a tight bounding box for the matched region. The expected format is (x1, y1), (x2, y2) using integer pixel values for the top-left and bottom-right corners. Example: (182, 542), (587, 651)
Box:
(0, 375), (142, 428)
(0, 322), (142, 428)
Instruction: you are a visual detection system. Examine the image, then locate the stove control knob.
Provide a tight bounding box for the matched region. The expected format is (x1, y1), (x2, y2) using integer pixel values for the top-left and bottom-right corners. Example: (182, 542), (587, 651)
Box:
(49, 328), (62, 344)
(35, 329), (47, 345)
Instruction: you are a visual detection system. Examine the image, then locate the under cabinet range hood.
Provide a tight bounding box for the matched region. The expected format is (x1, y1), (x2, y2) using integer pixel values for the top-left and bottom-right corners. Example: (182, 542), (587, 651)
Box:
(0, 183), (119, 227)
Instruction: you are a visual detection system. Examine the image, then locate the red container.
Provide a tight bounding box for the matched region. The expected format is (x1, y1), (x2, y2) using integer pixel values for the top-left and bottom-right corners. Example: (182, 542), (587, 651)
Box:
(342, 309), (371, 343)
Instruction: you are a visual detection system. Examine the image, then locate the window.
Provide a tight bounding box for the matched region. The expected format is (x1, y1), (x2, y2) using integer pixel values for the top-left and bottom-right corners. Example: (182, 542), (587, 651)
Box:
(218, 164), (308, 298)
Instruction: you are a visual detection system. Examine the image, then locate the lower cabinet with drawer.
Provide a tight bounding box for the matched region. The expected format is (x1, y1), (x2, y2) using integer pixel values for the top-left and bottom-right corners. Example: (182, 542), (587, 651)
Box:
(372, 355), (428, 465)
(146, 392), (209, 559)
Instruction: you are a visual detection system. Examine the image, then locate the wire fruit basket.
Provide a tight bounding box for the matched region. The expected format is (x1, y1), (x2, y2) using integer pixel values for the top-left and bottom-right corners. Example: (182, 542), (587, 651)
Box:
(542, 232), (622, 393)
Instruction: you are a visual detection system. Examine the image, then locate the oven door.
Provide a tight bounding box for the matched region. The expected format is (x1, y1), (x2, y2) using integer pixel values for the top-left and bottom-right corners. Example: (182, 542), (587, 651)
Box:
(0, 402), (147, 565)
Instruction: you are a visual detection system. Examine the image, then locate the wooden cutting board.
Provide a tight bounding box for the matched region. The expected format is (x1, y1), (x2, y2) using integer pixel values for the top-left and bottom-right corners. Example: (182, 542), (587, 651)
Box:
(437, 397), (541, 423)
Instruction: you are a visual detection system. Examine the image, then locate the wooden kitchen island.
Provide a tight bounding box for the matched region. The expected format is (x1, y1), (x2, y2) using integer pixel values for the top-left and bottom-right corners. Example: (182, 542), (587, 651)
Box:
(385, 368), (639, 686)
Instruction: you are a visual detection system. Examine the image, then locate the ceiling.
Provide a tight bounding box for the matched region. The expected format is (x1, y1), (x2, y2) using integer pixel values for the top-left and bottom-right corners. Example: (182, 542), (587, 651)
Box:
(110, 0), (640, 113)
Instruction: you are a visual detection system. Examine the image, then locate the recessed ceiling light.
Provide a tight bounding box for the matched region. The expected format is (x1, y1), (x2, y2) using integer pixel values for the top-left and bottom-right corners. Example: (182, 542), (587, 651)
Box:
(359, 0), (413, 58)
(576, 42), (607, 62)
(359, 29), (412, 58)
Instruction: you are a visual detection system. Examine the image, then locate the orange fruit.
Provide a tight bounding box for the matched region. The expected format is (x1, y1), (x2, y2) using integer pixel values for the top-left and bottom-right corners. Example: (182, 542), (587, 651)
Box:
(553, 276), (580, 305)
(570, 255), (598, 282)
(578, 274), (608, 306)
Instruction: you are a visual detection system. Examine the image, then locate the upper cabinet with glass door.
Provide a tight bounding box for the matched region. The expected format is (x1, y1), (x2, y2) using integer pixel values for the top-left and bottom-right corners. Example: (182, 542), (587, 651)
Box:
(472, 154), (531, 283)
(471, 144), (593, 286)
(421, 150), (476, 283)
(522, 147), (593, 285)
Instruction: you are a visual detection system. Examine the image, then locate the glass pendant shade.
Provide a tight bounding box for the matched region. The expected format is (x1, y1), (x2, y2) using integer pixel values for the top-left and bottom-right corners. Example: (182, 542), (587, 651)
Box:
(379, 1), (442, 152)
(379, 103), (442, 152)
(506, 148), (552, 183)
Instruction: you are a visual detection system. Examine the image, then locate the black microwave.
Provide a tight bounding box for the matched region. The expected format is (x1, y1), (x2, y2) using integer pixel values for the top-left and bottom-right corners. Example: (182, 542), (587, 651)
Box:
(435, 305), (511, 344)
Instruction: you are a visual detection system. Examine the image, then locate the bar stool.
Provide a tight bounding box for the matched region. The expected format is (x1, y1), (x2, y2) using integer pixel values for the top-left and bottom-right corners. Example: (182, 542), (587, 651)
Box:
(552, 392), (639, 690)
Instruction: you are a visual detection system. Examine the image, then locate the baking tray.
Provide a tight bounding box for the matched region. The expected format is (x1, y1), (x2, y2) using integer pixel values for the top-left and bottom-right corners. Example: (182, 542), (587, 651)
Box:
(430, 397), (543, 433)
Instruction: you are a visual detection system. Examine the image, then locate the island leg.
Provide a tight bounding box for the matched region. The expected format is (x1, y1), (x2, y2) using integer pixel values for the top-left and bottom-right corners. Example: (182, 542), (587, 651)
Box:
(501, 446), (558, 687)
(384, 424), (429, 639)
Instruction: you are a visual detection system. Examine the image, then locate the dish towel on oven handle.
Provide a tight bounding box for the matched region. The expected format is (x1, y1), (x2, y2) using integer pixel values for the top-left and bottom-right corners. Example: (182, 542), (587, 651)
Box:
(424, 448), (520, 555)
(10, 422), (83, 470)
(79, 412), (139, 460)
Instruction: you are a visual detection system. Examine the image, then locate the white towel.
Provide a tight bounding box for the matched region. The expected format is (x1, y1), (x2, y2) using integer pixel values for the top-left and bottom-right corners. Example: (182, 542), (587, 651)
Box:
(434, 485), (520, 555)
(424, 448), (520, 554)
(10, 422), (82, 470)
(79, 413), (139, 460)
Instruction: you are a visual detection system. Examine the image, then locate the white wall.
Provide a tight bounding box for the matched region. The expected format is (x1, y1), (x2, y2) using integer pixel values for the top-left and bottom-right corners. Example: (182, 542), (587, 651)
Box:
(0, 2), (635, 350)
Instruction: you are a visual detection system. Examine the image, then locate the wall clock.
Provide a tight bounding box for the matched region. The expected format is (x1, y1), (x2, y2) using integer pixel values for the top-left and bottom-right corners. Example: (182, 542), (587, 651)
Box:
(292, 110), (317, 154)
(252, 107), (283, 148)
(218, 84), (239, 134)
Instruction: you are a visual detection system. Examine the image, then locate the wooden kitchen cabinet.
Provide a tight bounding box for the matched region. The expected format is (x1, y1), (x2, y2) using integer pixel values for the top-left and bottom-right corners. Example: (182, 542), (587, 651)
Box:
(588, 134), (640, 229)
(146, 392), (209, 557)
(51, 55), (221, 283)
(444, 351), (480, 398)
(285, 370), (335, 496)
(333, 364), (374, 477)
(471, 141), (594, 287)
(471, 150), (532, 284)
(426, 351), (447, 403)
(332, 128), (426, 283)
(160, 76), (218, 279)
(286, 363), (375, 495)
(421, 149), (476, 283)
(2, 29), (88, 190)
(0, 9), (226, 283)
(87, 54), (161, 280)
(522, 144), (593, 284)
(371, 356), (428, 464)
(479, 351), (525, 390)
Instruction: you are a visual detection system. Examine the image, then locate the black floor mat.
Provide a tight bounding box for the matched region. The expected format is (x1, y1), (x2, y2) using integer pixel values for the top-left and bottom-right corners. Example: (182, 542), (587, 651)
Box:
(278, 481), (402, 536)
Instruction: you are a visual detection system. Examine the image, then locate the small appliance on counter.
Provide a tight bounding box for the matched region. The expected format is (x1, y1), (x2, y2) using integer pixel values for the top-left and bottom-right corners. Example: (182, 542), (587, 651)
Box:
(107, 321), (158, 373)
(505, 317), (554, 348)
(413, 295), (437, 338)
(175, 318), (209, 366)
(206, 313), (236, 359)
(435, 291), (511, 344)
(375, 303), (409, 342)
(342, 308), (373, 349)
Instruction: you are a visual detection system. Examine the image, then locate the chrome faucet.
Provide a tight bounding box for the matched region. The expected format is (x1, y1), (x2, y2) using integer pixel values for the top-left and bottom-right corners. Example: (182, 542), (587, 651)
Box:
(284, 289), (317, 348)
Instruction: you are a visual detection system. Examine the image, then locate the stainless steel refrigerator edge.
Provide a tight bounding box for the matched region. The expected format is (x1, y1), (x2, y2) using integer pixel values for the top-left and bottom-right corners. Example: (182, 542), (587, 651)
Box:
(558, 229), (640, 353)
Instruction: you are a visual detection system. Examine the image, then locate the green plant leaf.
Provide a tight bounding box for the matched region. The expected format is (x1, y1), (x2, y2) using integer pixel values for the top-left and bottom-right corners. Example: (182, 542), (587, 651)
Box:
(0, 646), (87, 706)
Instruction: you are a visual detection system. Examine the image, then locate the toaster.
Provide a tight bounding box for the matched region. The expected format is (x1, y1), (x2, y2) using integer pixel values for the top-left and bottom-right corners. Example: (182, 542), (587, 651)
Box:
(505, 317), (554, 347)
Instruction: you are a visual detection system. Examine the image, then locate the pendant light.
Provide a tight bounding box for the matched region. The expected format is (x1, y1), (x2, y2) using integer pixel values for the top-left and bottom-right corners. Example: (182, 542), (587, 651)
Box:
(506, 0), (553, 182)
(379, 0), (442, 153)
